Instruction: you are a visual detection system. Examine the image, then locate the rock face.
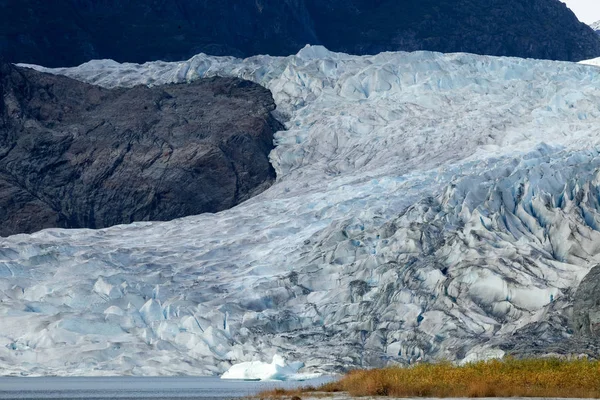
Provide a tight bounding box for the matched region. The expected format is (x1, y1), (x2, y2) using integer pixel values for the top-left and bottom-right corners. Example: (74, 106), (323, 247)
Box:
(0, 0), (599, 67)
(591, 21), (600, 34)
(498, 264), (600, 360)
(306, 0), (600, 61)
(0, 63), (281, 236)
(572, 264), (600, 336)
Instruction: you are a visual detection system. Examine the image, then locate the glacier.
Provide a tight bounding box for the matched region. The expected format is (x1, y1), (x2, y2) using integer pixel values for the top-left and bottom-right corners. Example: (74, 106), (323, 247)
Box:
(2, 46), (600, 375)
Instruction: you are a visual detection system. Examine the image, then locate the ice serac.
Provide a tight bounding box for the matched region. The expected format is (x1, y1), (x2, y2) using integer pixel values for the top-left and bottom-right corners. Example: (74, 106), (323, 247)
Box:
(0, 63), (281, 235)
(3, 47), (600, 375)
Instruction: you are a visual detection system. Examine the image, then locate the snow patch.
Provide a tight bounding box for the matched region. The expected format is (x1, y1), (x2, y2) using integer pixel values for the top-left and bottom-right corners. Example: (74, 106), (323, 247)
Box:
(580, 57), (600, 67)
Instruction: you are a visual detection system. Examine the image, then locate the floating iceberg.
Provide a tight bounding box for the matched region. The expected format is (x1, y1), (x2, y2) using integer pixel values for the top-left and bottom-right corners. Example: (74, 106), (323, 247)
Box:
(221, 355), (319, 381)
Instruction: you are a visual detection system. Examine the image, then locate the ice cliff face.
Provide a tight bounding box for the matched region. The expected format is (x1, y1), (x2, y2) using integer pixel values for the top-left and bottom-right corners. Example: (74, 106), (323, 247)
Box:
(3, 47), (600, 375)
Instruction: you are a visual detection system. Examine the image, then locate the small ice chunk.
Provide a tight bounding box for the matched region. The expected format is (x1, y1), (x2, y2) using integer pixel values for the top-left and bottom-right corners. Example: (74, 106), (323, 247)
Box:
(103, 305), (125, 316)
(93, 276), (123, 299)
(460, 345), (505, 365)
(139, 299), (164, 323)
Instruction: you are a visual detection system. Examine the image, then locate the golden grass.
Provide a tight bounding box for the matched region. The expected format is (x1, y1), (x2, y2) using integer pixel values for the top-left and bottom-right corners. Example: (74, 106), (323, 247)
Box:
(258, 358), (600, 398)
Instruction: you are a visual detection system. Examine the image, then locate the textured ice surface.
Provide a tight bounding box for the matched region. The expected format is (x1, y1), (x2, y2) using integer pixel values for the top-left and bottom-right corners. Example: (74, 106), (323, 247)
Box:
(4, 47), (600, 375)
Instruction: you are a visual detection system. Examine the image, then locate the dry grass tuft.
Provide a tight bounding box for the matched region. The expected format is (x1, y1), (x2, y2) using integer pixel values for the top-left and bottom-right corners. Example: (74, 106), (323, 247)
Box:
(258, 358), (600, 398)
(323, 358), (600, 398)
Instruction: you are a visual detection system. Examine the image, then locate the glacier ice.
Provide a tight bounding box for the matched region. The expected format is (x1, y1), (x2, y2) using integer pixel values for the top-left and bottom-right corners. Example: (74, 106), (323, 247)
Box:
(2, 46), (600, 375)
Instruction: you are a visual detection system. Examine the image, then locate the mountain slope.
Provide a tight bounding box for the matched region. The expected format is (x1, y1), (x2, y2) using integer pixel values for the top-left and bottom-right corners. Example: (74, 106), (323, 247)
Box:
(0, 63), (281, 236)
(305, 0), (600, 61)
(0, 0), (599, 67)
(3, 48), (600, 375)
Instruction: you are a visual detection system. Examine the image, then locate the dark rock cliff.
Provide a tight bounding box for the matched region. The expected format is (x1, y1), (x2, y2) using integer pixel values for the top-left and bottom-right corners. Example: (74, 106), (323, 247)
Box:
(0, 63), (282, 236)
(0, 0), (598, 67)
(306, 0), (600, 62)
(572, 264), (600, 337)
(492, 265), (600, 360)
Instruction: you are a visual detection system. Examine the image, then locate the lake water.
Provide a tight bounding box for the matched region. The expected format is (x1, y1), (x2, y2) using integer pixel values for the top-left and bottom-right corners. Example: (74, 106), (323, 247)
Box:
(0, 376), (335, 399)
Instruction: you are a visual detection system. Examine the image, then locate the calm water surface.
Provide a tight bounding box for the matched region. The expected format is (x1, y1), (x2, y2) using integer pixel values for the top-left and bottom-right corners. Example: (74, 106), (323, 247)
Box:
(0, 376), (335, 400)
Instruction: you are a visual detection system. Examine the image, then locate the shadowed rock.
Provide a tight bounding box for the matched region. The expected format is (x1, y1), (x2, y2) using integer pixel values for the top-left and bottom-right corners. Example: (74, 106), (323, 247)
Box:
(0, 0), (598, 67)
(572, 264), (600, 337)
(491, 265), (600, 360)
(0, 63), (283, 236)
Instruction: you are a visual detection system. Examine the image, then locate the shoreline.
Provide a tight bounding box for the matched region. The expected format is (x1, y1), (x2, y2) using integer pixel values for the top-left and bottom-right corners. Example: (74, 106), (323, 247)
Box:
(257, 359), (600, 399)
(286, 397), (597, 400)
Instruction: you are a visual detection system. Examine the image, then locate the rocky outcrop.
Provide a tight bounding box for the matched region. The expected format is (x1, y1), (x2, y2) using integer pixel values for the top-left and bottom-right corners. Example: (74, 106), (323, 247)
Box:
(0, 63), (282, 236)
(0, 0), (599, 67)
(591, 21), (600, 34)
(490, 264), (600, 360)
(572, 264), (600, 337)
(494, 265), (600, 360)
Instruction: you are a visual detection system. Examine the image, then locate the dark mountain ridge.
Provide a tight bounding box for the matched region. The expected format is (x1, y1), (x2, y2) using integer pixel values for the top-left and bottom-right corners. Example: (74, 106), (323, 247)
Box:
(0, 0), (598, 67)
